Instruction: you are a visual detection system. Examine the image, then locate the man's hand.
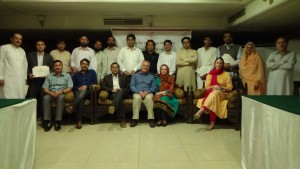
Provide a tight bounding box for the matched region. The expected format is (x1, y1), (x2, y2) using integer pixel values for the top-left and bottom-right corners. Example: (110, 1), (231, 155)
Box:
(100, 79), (104, 84)
(72, 67), (78, 74)
(0, 80), (4, 86)
(79, 85), (87, 91)
(124, 71), (130, 76)
(28, 73), (35, 79)
(130, 70), (135, 75)
(224, 63), (231, 69)
(112, 88), (118, 93)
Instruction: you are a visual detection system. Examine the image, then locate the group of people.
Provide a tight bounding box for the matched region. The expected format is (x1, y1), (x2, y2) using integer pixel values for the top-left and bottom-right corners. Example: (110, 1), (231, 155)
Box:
(0, 31), (297, 131)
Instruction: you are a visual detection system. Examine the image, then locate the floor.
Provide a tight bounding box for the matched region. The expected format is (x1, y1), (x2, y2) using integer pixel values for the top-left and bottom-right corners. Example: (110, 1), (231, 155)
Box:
(35, 122), (242, 169)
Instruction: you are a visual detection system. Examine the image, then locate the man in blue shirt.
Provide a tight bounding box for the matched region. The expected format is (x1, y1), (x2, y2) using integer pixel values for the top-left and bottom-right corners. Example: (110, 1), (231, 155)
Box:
(130, 60), (156, 128)
(72, 58), (97, 129)
(42, 60), (73, 132)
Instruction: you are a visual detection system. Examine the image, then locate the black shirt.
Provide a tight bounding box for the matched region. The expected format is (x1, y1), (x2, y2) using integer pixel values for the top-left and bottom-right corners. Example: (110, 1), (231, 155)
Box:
(143, 51), (159, 74)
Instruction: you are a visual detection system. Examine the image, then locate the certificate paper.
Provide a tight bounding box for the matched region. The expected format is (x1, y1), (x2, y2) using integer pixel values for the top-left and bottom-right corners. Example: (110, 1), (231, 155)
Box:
(221, 54), (236, 65)
(32, 66), (50, 77)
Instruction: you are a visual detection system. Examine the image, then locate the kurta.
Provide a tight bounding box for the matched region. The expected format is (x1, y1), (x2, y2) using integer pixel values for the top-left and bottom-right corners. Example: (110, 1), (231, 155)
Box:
(0, 44), (28, 98)
(266, 51), (296, 95)
(104, 47), (120, 75)
(175, 48), (197, 91)
(196, 72), (233, 119)
(95, 50), (108, 83)
(50, 49), (71, 73)
(196, 47), (217, 88)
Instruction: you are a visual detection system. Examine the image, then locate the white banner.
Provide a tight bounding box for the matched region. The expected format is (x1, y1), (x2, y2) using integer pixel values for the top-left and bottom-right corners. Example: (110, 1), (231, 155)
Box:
(111, 28), (192, 53)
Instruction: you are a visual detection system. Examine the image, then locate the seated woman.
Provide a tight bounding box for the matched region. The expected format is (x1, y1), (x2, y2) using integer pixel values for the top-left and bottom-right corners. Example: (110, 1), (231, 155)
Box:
(239, 42), (266, 95)
(153, 64), (179, 127)
(194, 58), (233, 131)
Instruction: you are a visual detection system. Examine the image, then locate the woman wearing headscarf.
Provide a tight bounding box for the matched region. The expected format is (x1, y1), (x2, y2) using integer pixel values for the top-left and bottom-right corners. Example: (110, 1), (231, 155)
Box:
(239, 42), (266, 95)
(154, 64), (179, 127)
(194, 58), (233, 130)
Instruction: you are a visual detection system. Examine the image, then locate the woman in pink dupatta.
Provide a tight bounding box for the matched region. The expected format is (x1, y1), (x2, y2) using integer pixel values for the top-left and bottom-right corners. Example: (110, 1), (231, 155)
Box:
(194, 58), (233, 130)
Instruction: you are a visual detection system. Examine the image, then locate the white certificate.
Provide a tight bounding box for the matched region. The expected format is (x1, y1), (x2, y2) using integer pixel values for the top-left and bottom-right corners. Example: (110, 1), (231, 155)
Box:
(32, 66), (50, 77)
(221, 54), (236, 65)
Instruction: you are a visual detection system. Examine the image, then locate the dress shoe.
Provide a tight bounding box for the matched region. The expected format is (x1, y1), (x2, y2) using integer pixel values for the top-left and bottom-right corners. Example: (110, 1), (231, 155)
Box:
(130, 120), (138, 127)
(120, 120), (126, 128)
(43, 120), (51, 132)
(108, 106), (115, 114)
(54, 121), (61, 131)
(75, 121), (82, 129)
(149, 120), (155, 128)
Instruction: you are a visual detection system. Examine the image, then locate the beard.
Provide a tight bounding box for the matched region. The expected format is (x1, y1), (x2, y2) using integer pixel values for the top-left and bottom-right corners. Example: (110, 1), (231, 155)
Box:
(80, 43), (88, 47)
(94, 48), (101, 52)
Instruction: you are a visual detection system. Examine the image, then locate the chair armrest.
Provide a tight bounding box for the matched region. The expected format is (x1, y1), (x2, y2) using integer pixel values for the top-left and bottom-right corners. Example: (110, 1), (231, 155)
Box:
(193, 88), (205, 99)
(65, 91), (74, 103)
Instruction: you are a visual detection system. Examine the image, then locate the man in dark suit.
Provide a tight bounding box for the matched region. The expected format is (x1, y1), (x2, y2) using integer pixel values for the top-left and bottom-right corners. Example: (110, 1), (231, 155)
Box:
(27, 40), (53, 119)
(101, 62), (128, 128)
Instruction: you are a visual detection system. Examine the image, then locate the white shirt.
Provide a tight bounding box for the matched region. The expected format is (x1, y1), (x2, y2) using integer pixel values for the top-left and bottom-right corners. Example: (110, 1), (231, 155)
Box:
(37, 52), (44, 66)
(70, 46), (97, 72)
(112, 74), (120, 89)
(117, 46), (144, 72)
(104, 47), (120, 74)
(157, 51), (176, 75)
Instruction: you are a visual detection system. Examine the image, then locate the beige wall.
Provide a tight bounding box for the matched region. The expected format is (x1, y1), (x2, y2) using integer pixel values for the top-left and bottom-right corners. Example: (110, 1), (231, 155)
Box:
(0, 14), (226, 30)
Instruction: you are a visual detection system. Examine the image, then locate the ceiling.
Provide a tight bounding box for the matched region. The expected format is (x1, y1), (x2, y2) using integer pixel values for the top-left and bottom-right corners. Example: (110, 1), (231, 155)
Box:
(0, 0), (299, 31)
(0, 0), (253, 16)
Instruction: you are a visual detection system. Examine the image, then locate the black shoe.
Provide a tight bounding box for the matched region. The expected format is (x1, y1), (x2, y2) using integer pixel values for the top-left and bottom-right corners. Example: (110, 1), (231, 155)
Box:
(149, 120), (155, 128)
(43, 120), (51, 132)
(130, 120), (138, 127)
(54, 121), (61, 131)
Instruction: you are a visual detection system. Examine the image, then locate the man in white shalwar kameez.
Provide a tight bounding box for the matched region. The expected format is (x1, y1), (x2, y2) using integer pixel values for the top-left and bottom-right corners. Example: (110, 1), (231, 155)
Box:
(266, 37), (296, 95)
(0, 33), (28, 98)
(196, 36), (217, 88)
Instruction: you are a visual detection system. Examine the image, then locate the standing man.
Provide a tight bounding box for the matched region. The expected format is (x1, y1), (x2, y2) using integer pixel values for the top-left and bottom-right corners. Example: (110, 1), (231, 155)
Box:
(176, 37), (197, 91)
(101, 62), (129, 128)
(104, 36), (120, 75)
(94, 40), (108, 84)
(50, 39), (71, 73)
(266, 37), (296, 95)
(196, 36), (217, 88)
(0, 33), (27, 98)
(117, 34), (144, 80)
(217, 31), (242, 70)
(42, 60), (73, 132)
(70, 35), (97, 73)
(130, 60), (156, 128)
(157, 40), (176, 76)
(72, 59), (97, 129)
(143, 40), (159, 75)
(27, 40), (53, 118)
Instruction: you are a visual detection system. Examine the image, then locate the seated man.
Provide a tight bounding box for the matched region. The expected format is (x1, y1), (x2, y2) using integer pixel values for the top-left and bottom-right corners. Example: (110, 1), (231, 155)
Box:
(130, 60), (156, 128)
(42, 60), (73, 132)
(101, 62), (128, 128)
(72, 58), (97, 129)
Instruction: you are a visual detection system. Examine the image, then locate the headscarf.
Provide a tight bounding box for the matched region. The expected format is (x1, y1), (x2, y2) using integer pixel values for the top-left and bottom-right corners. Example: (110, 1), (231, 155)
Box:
(159, 64), (174, 93)
(239, 42), (266, 95)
